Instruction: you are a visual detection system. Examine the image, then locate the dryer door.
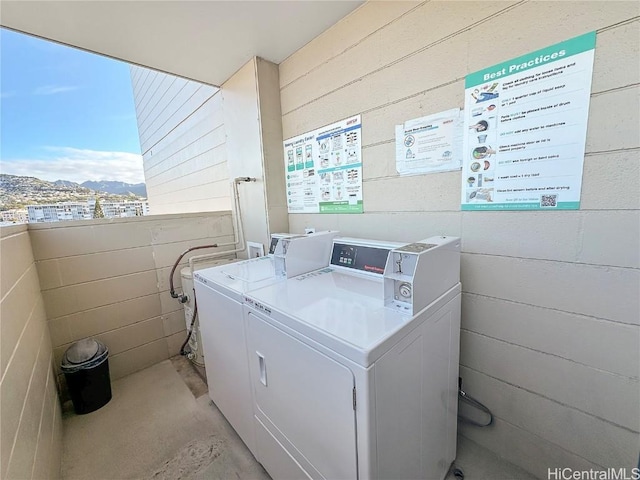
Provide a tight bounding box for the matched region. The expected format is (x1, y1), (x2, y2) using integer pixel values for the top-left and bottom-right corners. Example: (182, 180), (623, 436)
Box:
(247, 311), (358, 480)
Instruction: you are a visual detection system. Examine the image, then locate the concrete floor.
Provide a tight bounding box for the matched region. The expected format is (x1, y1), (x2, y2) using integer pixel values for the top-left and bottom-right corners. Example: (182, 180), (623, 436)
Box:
(61, 359), (268, 480)
(445, 437), (537, 480)
(61, 357), (537, 480)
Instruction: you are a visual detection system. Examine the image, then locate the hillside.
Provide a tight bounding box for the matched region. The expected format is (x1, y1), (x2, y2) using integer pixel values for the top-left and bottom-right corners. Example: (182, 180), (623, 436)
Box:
(0, 174), (147, 210)
(81, 180), (147, 197)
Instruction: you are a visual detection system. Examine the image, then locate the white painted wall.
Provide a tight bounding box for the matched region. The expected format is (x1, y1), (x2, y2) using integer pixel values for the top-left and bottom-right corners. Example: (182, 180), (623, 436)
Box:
(279, 1), (640, 476)
(222, 58), (288, 254)
(130, 66), (231, 214)
(129, 60), (286, 252)
(257, 58), (289, 237)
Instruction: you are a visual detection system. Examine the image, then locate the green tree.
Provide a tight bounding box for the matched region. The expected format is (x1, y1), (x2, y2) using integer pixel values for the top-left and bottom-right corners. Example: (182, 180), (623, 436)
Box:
(93, 199), (105, 219)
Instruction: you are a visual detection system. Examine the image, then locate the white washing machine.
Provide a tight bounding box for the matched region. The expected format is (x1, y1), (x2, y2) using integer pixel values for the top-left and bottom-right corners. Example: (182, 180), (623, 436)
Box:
(193, 231), (338, 455)
(179, 258), (238, 367)
(243, 236), (461, 480)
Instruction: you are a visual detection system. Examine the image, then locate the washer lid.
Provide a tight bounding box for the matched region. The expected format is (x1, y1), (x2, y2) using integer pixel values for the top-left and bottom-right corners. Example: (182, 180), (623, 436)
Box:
(65, 338), (100, 364)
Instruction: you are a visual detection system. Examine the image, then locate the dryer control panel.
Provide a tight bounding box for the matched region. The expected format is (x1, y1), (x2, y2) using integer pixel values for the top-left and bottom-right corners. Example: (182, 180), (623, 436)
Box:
(384, 236), (460, 315)
(330, 242), (391, 275)
(327, 238), (404, 276)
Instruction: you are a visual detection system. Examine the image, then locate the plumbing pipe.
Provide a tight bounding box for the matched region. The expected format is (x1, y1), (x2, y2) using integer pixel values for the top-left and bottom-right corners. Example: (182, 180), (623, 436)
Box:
(169, 177), (256, 302)
(186, 176), (256, 277)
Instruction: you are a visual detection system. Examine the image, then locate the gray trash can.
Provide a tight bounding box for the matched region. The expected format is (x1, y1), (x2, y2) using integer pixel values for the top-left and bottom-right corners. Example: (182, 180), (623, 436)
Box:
(61, 338), (112, 414)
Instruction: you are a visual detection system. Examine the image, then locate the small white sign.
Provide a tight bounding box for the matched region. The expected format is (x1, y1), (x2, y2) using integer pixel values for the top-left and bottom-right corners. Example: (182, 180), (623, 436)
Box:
(395, 108), (463, 176)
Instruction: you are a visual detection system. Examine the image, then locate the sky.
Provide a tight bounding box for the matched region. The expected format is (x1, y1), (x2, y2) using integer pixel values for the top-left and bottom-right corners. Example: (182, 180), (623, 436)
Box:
(0, 28), (145, 184)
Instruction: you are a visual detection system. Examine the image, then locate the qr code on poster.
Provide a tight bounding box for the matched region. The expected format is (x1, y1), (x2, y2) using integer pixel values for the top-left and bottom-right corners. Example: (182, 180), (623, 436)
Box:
(540, 194), (558, 207)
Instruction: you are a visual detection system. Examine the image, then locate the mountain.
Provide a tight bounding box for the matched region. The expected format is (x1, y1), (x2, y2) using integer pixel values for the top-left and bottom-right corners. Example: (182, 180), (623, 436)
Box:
(81, 180), (147, 197)
(0, 174), (146, 210)
(53, 179), (80, 188)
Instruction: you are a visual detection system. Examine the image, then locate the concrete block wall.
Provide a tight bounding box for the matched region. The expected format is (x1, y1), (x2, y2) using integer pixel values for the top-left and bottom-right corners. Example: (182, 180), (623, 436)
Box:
(130, 66), (231, 214)
(279, 1), (639, 476)
(1, 225), (63, 479)
(29, 212), (236, 384)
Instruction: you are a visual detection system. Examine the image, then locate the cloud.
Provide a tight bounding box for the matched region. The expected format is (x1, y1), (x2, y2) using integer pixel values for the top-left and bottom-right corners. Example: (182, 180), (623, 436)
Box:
(1, 91), (17, 99)
(33, 85), (79, 95)
(1, 147), (145, 184)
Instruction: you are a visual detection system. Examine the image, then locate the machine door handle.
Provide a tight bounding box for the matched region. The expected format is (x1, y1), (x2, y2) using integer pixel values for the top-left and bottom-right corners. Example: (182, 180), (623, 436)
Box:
(256, 351), (267, 386)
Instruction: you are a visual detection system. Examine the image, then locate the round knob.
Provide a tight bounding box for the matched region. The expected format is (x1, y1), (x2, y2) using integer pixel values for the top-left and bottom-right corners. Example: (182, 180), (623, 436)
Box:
(399, 282), (412, 298)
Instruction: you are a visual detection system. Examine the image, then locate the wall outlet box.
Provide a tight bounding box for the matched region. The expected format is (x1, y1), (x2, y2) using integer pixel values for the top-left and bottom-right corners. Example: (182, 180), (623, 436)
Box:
(305, 227), (316, 234)
(247, 241), (265, 258)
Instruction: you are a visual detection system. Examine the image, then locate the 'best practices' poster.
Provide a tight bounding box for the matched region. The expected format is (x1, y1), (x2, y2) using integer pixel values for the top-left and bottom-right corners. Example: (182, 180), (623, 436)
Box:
(461, 32), (596, 210)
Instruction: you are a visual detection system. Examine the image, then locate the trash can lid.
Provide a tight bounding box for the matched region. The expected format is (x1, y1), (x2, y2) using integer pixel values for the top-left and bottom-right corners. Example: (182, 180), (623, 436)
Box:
(65, 338), (100, 364)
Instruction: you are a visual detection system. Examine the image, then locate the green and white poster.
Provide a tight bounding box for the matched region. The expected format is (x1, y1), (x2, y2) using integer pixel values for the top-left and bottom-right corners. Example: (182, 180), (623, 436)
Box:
(461, 32), (596, 211)
(283, 115), (362, 214)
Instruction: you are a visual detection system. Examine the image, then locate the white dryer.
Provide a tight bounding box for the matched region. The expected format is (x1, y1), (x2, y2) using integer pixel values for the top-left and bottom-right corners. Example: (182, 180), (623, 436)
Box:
(243, 236), (461, 480)
(193, 231), (338, 455)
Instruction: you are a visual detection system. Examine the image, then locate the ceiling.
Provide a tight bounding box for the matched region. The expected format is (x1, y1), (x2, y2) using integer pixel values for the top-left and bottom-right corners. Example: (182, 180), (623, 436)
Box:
(0, 1), (363, 86)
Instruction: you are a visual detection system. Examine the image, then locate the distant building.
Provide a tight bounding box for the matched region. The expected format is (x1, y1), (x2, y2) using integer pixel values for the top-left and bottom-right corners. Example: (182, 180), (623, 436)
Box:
(27, 203), (91, 223)
(100, 201), (149, 218)
(27, 200), (149, 223)
(1, 209), (29, 224)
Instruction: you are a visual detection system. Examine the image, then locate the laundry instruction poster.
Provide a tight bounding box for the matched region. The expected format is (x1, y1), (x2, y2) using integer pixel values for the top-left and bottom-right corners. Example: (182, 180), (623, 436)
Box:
(283, 115), (362, 214)
(461, 31), (596, 211)
(395, 108), (463, 175)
